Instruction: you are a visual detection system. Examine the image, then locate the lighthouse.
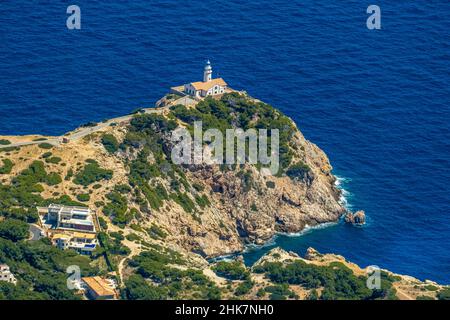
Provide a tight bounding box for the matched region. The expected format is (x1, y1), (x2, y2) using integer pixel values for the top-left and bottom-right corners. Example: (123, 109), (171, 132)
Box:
(203, 60), (212, 82)
(181, 60), (228, 98)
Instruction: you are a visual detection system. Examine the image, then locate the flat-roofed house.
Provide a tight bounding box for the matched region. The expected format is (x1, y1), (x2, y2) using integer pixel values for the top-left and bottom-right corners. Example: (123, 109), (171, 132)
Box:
(47, 204), (96, 233)
(0, 264), (17, 285)
(51, 232), (98, 255)
(82, 276), (117, 300)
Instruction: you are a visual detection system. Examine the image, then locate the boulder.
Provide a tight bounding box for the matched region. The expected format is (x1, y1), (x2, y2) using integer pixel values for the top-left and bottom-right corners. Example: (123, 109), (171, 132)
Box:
(344, 210), (366, 225)
(353, 210), (366, 225)
(305, 247), (321, 260)
(344, 212), (355, 224)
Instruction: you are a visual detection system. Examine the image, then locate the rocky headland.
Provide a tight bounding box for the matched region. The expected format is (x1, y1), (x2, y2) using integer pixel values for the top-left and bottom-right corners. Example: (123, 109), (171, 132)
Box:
(0, 92), (447, 300)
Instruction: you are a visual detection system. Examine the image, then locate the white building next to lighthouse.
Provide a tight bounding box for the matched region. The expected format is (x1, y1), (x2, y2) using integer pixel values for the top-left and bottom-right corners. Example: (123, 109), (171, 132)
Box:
(183, 61), (228, 98)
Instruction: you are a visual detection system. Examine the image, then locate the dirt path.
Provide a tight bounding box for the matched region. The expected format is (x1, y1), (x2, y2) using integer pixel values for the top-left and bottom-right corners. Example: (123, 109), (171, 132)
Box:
(117, 239), (142, 286)
(393, 283), (415, 300)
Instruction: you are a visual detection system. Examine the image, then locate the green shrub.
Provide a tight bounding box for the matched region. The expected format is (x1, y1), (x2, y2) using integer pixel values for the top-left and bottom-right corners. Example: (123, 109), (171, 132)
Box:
(123, 274), (167, 300)
(45, 157), (62, 164)
(103, 192), (132, 227)
(195, 194), (210, 209)
(95, 201), (105, 207)
(125, 233), (141, 242)
(235, 280), (254, 296)
(212, 261), (249, 280)
(286, 162), (311, 180)
(0, 146), (20, 153)
(192, 183), (204, 192)
(13, 160), (61, 186)
(170, 192), (195, 213)
(265, 284), (296, 300)
(101, 134), (119, 154)
(98, 217), (108, 230)
(38, 143), (53, 149)
(73, 161), (113, 186)
(266, 181), (275, 188)
(65, 168), (74, 181)
(76, 193), (90, 202)
(0, 159), (14, 174)
(424, 284), (439, 291)
(114, 184), (132, 194)
(109, 232), (125, 241)
(41, 152), (52, 159)
(0, 219), (30, 241)
(46, 173), (62, 186)
(40, 195), (87, 208)
(437, 287), (450, 300)
(98, 232), (130, 256)
(0, 139), (11, 145)
(308, 289), (319, 300)
(147, 224), (167, 240)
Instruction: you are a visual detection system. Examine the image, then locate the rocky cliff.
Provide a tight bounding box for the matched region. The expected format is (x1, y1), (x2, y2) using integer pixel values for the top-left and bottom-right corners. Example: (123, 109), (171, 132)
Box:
(0, 92), (348, 258)
(1, 92), (448, 300)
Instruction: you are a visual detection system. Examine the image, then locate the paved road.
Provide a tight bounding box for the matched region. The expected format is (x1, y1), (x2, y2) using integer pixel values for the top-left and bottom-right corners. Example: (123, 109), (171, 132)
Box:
(0, 106), (167, 150)
(29, 224), (44, 241)
(0, 95), (196, 150)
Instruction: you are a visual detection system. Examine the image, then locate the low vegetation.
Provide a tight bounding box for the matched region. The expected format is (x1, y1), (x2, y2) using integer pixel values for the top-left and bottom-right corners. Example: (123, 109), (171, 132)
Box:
(101, 134), (119, 154)
(286, 161), (311, 180)
(45, 156), (62, 164)
(0, 139), (11, 145)
(38, 143), (53, 149)
(437, 287), (450, 300)
(76, 193), (90, 202)
(0, 159), (14, 174)
(0, 235), (97, 299)
(73, 160), (113, 186)
(123, 246), (221, 300)
(0, 219), (29, 242)
(103, 191), (132, 227)
(169, 93), (297, 173)
(147, 224), (167, 240)
(253, 260), (398, 300)
(212, 261), (250, 280)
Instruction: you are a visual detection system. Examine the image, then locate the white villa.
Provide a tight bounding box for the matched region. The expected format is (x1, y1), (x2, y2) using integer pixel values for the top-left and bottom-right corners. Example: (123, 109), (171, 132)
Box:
(51, 232), (98, 255)
(0, 264), (17, 285)
(182, 61), (228, 98)
(46, 204), (96, 233)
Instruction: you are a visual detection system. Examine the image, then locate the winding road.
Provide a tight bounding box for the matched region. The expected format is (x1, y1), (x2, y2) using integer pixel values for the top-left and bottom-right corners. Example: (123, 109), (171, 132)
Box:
(0, 95), (196, 150)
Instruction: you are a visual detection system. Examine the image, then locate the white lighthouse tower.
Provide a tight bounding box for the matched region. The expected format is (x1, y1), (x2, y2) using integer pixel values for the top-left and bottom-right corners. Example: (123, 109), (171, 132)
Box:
(203, 60), (212, 82)
(180, 60), (228, 98)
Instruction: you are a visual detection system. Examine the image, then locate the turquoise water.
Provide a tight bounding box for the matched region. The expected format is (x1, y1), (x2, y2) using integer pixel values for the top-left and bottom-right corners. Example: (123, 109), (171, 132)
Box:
(0, 1), (449, 283)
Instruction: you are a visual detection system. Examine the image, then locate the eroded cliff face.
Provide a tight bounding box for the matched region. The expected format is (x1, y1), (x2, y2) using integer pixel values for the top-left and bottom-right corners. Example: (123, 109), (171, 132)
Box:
(171, 130), (346, 257)
(113, 93), (348, 257)
(0, 92), (347, 258)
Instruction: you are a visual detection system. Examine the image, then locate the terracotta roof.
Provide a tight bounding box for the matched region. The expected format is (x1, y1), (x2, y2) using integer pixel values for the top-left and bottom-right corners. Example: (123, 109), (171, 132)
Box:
(190, 78), (227, 91)
(82, 277), (115, 297)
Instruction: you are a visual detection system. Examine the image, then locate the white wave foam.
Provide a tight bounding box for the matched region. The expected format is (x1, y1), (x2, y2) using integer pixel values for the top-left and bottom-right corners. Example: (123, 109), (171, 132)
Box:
(335, 175), (353, 210)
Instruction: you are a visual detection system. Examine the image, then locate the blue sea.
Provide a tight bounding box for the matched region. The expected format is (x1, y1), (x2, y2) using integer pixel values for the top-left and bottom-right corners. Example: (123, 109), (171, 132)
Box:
(1, 1), (449, 283)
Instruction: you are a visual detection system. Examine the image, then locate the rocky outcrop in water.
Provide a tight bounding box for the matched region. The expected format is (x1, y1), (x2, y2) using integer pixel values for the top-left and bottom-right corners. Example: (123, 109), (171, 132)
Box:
(344, 210), (366, 225)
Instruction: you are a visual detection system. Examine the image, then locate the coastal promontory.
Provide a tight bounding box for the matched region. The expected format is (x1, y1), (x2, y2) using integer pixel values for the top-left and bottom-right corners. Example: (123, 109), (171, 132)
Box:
(0, 92), (447, 300)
